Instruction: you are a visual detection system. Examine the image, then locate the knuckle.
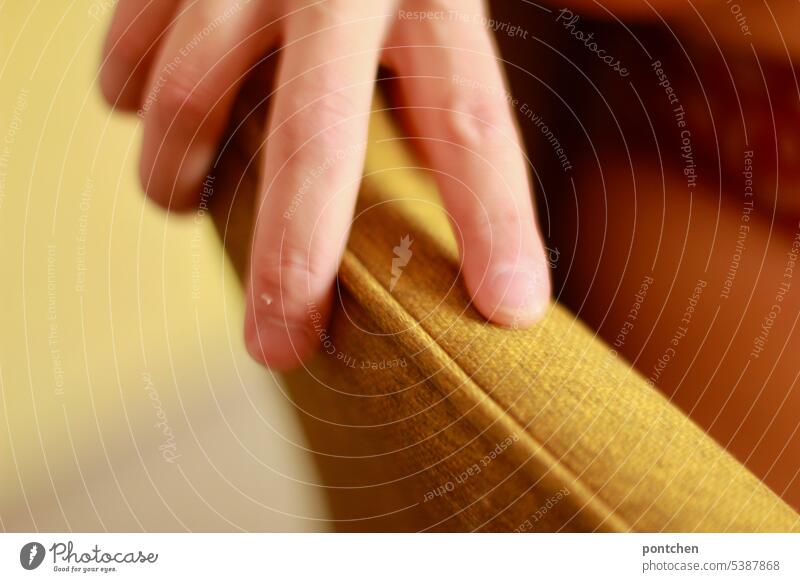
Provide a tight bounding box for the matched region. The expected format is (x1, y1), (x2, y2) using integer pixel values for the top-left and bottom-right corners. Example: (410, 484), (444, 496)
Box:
(291, 0), (374, 27)
(440, 91), (516, 149)
(151, 69), (213, 126)
(278, 84), (362, 155)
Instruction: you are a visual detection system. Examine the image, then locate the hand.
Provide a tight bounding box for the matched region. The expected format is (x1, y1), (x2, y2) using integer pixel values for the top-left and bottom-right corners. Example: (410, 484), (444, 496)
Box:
(100, 0), (550, 369)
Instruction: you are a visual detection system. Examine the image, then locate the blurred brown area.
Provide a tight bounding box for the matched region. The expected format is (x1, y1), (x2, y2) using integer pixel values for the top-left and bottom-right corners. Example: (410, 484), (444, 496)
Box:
(492, 2), (800, 508)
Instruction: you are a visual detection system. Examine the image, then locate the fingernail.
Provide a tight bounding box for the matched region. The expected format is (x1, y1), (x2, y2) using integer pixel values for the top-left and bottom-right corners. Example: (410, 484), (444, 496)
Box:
(488, 266), (550, 327)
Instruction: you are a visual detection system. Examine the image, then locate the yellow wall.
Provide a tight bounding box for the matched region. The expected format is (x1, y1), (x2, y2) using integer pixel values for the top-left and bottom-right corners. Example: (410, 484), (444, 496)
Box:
(0, 2), (327, 531)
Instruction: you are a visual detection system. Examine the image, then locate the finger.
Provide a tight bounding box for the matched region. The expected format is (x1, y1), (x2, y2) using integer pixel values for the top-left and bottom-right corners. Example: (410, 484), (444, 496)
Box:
(138, 0), (275, 209)
(386, 2), (550, 327)
(245, 1), (393, 369)
(100, 0), (182, 111)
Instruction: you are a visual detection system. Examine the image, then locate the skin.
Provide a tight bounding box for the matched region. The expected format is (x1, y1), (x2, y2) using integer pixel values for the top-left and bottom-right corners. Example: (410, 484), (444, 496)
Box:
(99, 0), (550, 370)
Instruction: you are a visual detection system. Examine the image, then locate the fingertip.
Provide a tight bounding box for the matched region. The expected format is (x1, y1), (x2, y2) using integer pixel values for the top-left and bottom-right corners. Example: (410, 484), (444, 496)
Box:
(98, 38), (148, 113)
(472, 262), (551, 329)
(244, 307), (320, 371)
(243, 244), (338, 371)
(137, 140), (210, 212)
(137, 151), (170, 210)
(98, 64), (143, 112)
(98, 64), (121, 108)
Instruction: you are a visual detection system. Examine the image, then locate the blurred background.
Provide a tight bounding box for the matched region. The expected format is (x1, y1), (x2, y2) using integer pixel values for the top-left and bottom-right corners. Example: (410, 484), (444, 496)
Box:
(0, 3), (328, 531)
